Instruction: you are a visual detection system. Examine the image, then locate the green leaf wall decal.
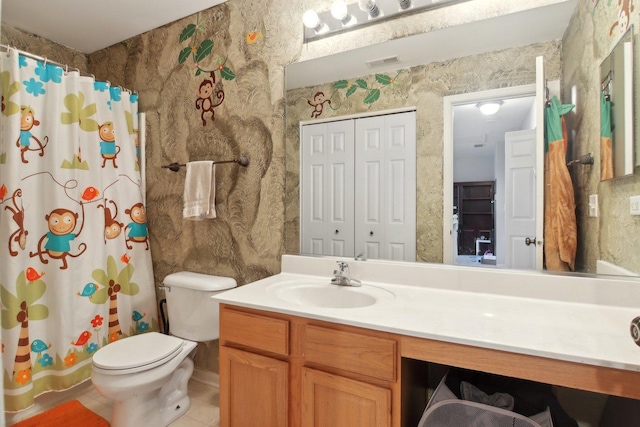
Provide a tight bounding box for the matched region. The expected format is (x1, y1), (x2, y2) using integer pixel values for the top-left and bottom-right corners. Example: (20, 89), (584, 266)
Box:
(355, 79), (368, 89)
(221, 67), (236, 80)
(178, 47), (192, 64)
(195, 40), (214, 63)
(375, 74), (392, 85)
(346, 86), (358, 98)
(333, 80), (348, 89)
(364, 88), (381, 104)
(179, 24), (197, 43)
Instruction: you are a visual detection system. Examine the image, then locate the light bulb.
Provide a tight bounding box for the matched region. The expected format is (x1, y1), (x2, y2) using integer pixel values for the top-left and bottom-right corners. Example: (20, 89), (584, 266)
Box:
(302, 9), (321, 29)
(331, 0), (357, 26)
(331, 0), (349, 20)
(476, 101), (503, 115)
(398, 0), (412, 10)
(358, 0), (381, 18)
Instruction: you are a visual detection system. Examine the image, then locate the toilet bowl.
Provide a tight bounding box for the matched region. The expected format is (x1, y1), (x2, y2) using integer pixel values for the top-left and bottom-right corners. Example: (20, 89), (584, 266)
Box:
(91, 272), (236, 427)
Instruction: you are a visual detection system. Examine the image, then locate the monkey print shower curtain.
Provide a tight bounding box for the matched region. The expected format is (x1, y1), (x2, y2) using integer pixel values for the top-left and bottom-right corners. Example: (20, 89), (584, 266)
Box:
(0, 49), (158, 411)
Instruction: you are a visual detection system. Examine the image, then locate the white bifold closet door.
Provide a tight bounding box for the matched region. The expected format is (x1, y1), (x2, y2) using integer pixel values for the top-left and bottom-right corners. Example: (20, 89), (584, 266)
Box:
(301, 111), (416, 262)
(355, 112), (416, 261)
(301, 120), (355, 257)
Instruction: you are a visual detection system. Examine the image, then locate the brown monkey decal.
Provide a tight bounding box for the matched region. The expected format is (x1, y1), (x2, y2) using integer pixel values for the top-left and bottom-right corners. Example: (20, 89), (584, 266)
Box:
(125, 203), (149, 250)
(29, 204), (87, 269)
(17, 106), (49, 163)
(4, 189), (28, 257)
(97, 198), (124, 244)
(195, 71), (225, 126)
(308, 92), (331, 119)
(610, 0), (635, 36)
(99, 122), (121, 168)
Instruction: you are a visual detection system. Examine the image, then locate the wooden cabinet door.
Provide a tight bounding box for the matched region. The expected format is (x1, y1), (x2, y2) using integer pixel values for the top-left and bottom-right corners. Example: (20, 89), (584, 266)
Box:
(301, 367), (391, 427)
(220, 346), (288, 427)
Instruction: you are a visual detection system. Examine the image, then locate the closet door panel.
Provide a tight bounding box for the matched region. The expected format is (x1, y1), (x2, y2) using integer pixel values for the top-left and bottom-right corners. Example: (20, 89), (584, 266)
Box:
(327, 121), (355, 256)
(384, 112), (416, 261)
(301, 121), (355, 257)
(301, 123), (328, 256)
(356, 117), (385, 257)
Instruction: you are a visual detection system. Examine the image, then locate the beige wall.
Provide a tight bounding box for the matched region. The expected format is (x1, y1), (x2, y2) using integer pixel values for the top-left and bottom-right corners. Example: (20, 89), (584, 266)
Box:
(562, 0), (640, 274)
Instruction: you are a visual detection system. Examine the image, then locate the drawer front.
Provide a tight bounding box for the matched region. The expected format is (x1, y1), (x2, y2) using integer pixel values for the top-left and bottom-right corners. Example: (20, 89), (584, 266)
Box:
(221, 308), (289, 356)
(304, 325), (396, 382)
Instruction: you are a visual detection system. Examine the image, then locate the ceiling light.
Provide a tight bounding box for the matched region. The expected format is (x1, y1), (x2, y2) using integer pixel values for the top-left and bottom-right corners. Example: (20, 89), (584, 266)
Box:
(303, 9), (329, 34)
(331, 0), (357, 27)
(476, 101), (503, 115)
(398, 0), (412, 10)
(358, 0), (381, 19)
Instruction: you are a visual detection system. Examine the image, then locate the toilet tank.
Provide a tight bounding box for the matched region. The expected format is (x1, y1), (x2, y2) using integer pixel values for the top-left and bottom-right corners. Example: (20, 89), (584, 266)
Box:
(163, 272), (237, 341)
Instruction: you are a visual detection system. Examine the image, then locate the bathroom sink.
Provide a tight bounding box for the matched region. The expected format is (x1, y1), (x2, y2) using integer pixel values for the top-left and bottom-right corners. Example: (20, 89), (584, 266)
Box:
(267, 280), (394, 308)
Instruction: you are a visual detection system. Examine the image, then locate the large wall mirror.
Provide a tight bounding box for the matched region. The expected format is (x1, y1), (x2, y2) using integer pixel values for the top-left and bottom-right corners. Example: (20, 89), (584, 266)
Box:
(285, 0), (640, 277)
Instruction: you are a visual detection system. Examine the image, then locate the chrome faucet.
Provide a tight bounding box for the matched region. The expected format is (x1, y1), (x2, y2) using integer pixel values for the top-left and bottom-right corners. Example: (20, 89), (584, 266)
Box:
(331, 261), (361, 287)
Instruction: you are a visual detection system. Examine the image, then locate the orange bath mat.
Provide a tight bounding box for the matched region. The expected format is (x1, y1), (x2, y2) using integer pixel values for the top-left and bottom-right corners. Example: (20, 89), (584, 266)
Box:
(12, 399), (109, 427)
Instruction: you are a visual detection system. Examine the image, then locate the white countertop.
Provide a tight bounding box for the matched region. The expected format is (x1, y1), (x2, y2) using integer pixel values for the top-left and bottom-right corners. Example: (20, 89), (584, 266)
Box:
(214, 255), (640, 372)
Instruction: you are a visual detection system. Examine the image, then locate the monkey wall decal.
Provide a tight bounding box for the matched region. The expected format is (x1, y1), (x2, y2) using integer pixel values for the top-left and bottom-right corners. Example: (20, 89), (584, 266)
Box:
(195, 71), (225, 126)
(308, 92), (331, 119)
(29, 203), (87, 270)
(124, 203), (149, 250)
(99, 122), (121, 168)
(17, 106), (49, 164)
(610, 0), (635, 36)
(4, 188), (28, 257)
(97, 198), (124, 244)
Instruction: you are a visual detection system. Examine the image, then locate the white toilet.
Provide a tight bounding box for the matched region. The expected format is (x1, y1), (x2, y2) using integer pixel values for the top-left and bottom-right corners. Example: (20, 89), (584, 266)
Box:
(91, 271), (236, 427)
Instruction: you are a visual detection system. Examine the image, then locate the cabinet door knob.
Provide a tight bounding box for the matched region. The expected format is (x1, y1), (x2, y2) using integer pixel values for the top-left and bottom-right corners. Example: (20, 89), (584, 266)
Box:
(335, 229), (339, 234)
(369, 231), (374, 236)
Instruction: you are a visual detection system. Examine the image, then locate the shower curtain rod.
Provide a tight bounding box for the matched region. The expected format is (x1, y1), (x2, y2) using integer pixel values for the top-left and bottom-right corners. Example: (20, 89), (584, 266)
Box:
(0, 44), (137, 93)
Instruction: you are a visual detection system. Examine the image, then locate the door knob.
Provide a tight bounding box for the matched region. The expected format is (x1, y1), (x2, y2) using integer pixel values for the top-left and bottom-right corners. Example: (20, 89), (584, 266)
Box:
(525, 237), (536, 246)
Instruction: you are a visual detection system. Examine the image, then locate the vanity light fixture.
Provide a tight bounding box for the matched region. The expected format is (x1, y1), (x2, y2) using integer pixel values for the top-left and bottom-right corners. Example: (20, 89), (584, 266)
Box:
(358, 0), (381, 19)
(303, 0), (471, 42)
(477, 101), (503, 115)
(303, 9), (329, 34)
(332, 0), (358, 26)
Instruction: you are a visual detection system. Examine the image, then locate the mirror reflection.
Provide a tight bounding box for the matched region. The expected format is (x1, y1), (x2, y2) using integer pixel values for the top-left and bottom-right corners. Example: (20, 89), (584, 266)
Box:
(600, 27), (634, 180)
(285, 1), (640, 276)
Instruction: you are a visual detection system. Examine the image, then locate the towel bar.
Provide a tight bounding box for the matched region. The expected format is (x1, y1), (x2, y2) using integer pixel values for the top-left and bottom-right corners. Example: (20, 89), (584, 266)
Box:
(162, 156), (249, 171)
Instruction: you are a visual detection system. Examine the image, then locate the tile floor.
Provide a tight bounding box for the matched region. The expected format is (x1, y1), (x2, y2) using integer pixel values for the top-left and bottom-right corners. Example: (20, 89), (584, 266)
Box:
(7, 378), (220, 427)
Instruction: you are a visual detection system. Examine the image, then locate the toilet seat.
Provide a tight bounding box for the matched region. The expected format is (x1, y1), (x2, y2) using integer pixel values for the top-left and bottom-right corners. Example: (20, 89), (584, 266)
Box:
(93, 332), (185, 375)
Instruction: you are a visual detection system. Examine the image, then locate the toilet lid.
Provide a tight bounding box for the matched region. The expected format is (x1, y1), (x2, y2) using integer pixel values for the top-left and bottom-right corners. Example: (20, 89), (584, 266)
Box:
(93, 332), (184, 371)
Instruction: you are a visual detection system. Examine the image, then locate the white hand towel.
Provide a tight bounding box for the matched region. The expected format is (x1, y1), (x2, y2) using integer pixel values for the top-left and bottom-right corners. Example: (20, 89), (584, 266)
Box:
(183, 161), (216, 220)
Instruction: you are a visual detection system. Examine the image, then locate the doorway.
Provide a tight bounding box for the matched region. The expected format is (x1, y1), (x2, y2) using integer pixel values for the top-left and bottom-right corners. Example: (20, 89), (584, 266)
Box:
(444, 86), (538, 268)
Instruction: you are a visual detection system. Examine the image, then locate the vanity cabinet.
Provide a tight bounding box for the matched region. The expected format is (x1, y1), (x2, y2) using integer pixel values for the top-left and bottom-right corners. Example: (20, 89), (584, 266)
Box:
(219, 304), (401, 427)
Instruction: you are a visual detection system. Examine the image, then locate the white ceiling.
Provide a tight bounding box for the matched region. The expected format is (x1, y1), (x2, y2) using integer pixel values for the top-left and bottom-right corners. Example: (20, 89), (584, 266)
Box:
(453, 96), (536, 159)
(1, 0), (227, 53)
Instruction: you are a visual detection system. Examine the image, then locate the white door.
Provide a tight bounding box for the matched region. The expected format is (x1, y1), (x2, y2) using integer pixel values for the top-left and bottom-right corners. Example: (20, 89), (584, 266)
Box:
(534, 56), (546, 270)
(355, 112), (416, 261)
(301, 120), (355, 256)
(505, 129), (537, 269)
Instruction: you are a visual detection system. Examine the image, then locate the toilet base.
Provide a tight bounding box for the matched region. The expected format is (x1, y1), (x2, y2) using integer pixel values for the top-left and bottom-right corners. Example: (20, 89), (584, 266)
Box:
(108, 357), (194, 427)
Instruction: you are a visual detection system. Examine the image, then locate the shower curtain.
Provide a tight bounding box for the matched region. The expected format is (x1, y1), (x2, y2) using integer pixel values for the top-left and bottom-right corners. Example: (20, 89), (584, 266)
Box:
(0, 49), (158, 411)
